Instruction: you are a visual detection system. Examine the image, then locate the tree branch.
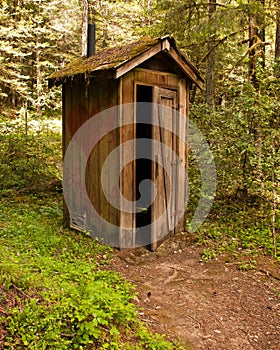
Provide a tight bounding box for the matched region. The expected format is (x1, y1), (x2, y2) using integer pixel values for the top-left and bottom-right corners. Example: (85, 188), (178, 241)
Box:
(221, 39), (270, 80)
(198, 27), (249, 65)
(182, 2), (228, 10)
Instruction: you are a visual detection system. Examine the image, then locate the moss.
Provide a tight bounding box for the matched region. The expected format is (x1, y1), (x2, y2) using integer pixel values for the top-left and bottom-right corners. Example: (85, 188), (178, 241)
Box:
(48, 37), (160, 81)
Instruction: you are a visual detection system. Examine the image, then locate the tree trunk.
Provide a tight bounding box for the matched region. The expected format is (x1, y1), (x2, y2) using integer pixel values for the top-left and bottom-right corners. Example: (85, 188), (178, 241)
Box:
(248, 1), (265, 185)
(206, 0), (216, 110)
(258, 0), (265, 69)
(249, 13), (258, 86)
(275, 0), (280, 77)
(36, 43), (41, 117)
(36, 0), (41, 117)
(82, 0), (88, 56)
(248, 0), (265, 87)
(13, 0), (20, 21)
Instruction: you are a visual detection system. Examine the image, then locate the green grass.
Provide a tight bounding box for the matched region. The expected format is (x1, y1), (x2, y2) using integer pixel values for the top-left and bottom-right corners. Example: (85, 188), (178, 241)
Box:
(0, 195), (184, 349)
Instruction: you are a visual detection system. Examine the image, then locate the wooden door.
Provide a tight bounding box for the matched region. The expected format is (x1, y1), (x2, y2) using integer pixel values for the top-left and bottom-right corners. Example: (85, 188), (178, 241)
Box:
(151, 87), (178, 251)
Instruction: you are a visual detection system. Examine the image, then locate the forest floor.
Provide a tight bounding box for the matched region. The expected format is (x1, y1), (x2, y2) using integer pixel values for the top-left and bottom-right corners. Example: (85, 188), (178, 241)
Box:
(108, 233), (280, 350)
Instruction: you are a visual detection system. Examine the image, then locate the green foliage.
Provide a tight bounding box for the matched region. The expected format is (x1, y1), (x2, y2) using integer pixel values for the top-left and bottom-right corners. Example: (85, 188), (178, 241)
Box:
(6, 273), (136, 349)
(0, 196), (182, 349)
(0, 113), (182, 349)
(135, 326), (186, 350)
(238, 259), (257, 271)
(0, 119), (61, 195)
(197, 199), (280, 263)
(190, 74), (280, 193)
(88, 0), (147, 48)
(187, 66), (280, 261)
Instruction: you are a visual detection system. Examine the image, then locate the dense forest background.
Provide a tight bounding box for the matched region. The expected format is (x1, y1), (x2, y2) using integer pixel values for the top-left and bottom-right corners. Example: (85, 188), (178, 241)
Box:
(0, 1), (279, 348)
(1, 0), (279, 257)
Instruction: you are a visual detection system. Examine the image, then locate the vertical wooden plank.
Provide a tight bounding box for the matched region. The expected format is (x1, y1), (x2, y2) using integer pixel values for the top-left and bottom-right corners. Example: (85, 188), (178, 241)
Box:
(69, 80), (80, 229)
(119, 71), (136, 248)
(104, 79), (119, 243)
(98, 79), (110, 238)
(72, 79), (89, 230)
(86, 79), (100, 236)
(151, 100), (167, 251)
(62, 82), (70, 227)
(176, 78), (188, 232)
(80, 79), (91, 231)
(99, 80), (119, 245)
(85, 79), (119, 245)
(66, 80), (79, 230)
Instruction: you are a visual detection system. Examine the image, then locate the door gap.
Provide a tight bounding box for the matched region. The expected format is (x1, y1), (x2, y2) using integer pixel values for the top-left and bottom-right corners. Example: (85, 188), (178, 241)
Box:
(135, 85), (152, 246)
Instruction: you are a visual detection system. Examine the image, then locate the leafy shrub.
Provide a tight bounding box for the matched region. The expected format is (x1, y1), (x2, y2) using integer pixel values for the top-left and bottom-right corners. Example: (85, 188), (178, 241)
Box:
(0, 125), (61, 195)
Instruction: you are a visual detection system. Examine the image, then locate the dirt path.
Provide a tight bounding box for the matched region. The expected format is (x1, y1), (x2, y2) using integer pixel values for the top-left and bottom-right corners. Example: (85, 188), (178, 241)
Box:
(109, 234), (280, 349)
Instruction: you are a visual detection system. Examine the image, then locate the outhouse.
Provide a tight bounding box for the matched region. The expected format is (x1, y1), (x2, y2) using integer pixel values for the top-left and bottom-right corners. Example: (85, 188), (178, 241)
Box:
(48, 35), (203, 250)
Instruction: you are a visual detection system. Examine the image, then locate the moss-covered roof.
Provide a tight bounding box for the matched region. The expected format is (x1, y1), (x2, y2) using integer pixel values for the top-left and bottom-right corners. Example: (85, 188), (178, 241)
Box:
(48, 37), (161, 81)
(48, 35), (204, 88)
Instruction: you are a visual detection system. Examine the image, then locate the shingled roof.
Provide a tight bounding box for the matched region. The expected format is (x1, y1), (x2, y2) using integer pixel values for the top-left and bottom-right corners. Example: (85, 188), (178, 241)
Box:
(48, 36), (204, 88)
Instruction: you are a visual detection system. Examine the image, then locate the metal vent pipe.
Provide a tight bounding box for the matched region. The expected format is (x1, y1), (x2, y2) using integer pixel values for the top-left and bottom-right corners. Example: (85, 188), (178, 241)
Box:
(87, 23), (96, 57)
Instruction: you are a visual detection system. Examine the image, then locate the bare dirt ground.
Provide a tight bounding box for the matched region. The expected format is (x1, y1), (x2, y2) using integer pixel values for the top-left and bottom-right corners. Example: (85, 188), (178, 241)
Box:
(109, 233), (280, 350)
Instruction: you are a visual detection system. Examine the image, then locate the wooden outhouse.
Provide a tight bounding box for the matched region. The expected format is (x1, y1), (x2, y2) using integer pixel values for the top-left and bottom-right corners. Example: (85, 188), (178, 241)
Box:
(49, 35), (203, 250)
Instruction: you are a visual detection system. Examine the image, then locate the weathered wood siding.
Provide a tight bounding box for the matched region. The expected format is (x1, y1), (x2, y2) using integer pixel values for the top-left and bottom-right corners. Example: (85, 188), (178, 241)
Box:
(86, 78), (119, 244)
(63, 78), (119, 244)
